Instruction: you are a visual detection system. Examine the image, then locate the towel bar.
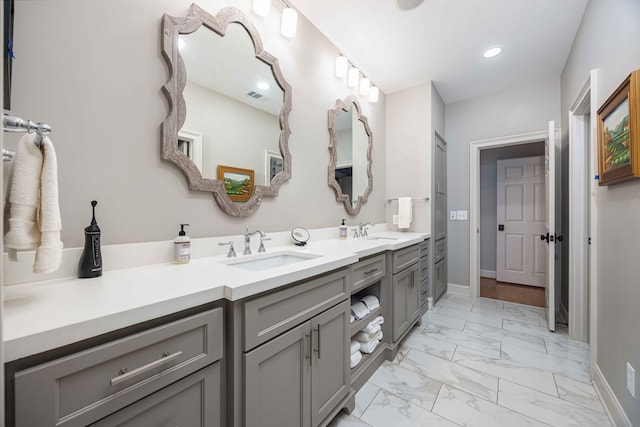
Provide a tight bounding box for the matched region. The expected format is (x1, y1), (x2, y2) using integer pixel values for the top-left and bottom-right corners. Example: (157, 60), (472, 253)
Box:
(386, 197), (429, 203)
(3, 113), (51, 147)
(2, 147), (14, 162)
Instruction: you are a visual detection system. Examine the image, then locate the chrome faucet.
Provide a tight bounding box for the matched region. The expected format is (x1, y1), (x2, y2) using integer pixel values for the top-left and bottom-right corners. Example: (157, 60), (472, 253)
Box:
(257, 231), (271, 253)
(358, 222), (374, 238)
(243, 226), (270, 255)
(218, 241), (236, 258)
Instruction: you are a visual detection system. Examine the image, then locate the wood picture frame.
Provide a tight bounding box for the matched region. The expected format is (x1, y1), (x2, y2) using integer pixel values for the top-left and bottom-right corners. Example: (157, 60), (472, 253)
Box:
(597, 70), (640, 186)
(217, 165), (254, 202)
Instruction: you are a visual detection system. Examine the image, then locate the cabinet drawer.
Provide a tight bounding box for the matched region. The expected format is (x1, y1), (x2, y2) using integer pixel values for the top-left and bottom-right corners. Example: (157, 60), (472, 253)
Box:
(352, 254), (386, 292)
(392, 244), (420, 273)
(419, 257), (429, 277)
(419, 239), (429, 257)
(244, 268), (350, 351)
(15, 308), (223, 427)
(435, 238), (446, 262)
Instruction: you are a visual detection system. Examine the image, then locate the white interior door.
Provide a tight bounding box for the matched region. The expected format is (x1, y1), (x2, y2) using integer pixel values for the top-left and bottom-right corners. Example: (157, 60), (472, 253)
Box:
(545, 121), (557, 332)
(496, 156), (546, 287)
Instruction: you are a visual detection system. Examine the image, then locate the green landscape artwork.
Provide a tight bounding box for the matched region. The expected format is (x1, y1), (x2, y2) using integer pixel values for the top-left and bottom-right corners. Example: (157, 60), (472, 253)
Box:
(602, 98), (630, 171)
(223, 172), (252, 197)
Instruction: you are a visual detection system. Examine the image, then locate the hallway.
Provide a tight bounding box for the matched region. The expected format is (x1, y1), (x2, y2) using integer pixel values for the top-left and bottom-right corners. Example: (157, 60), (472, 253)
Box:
(330, 292), (610, 426)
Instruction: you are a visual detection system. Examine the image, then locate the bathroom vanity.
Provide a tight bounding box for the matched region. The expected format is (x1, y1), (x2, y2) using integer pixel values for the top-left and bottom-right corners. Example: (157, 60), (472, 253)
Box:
(3, 232), (429, 427)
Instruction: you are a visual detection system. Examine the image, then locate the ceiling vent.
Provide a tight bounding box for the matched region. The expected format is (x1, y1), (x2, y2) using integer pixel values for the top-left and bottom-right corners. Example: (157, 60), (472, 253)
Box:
(396, 0), (424, 11)
(246, 91), (263, 99)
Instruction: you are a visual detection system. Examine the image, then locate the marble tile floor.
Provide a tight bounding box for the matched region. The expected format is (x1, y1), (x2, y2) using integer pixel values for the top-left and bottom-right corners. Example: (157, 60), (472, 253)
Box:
(329, 292), (612, 427)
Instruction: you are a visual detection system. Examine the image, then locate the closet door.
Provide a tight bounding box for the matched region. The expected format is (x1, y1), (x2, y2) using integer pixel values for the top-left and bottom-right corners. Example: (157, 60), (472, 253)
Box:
(433, 134), (447, 301)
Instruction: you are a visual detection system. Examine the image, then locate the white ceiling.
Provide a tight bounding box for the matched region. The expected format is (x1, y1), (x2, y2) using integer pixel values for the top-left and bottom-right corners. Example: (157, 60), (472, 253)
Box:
(288, 0), (589, 104)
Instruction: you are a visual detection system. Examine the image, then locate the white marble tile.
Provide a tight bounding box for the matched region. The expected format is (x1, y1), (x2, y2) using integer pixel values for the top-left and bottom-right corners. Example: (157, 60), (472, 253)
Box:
(501, 342), (590, 382)
(400, 348), (499, 402)
(368, 363), (442, 410)
(327, 413), (373, 427)
(439, 306), (504, 328)
(421, 310), (467, 331)
(554, 374), (606, 413)
(503, 318), (574, 346)
(360, 389), (459, 427)
(544, 339), (591, 364)
(435, 297), (473, 312)
(462, 320), (547, 353)
(433, 384), (548, 427)
(452, 346), (558, 396)
(470, 303), (540, 326)
(423, 323), (502, 357)
(403, 329), (458, 360)
(499, 380), (613, 427)
(353, 382), (381, 417)
(471, 297), (504, 311)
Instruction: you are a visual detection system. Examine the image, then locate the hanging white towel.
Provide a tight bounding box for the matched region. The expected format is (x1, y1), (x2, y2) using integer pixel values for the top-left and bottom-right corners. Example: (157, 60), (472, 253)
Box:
(397, 197), (412, 229)
(4, 134), (63, 273)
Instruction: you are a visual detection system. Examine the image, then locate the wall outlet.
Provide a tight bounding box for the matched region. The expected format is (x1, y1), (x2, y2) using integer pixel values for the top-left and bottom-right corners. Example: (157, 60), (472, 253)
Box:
(457, 210), (468, 221)
(392, 214), (398, 225)
(627, 362), (636, 398)
(450, 211), (457, 220)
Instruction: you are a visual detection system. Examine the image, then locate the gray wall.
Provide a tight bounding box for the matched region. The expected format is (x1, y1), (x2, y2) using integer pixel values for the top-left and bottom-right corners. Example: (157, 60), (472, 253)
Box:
(444, 77), (560, 287)
(479, 143), (545, 274)
(561, 0), (640, 423)
(2, 0), (386, 250)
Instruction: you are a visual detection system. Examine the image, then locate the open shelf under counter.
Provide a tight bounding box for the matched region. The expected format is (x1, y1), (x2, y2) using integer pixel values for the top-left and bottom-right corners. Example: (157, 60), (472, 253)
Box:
(350, 306), (382, 337)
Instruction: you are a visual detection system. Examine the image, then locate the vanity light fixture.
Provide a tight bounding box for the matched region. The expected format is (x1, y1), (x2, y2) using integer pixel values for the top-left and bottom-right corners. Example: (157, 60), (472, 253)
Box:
(368, 86), (379, 103)
(335, 55), (348, 78)
(281, 7), (298, 38)
(359, 77), (371, 96)
(252, 0), (270, 17)
(482, 46), (502, 58)
(347, 67), (360, 88)
(256, 81), (271, 90)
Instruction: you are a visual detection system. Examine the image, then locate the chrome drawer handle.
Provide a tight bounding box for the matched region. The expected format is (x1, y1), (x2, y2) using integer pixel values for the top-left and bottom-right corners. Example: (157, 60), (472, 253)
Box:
(110, 351), (183, 386)
(364, 268), (378, 275)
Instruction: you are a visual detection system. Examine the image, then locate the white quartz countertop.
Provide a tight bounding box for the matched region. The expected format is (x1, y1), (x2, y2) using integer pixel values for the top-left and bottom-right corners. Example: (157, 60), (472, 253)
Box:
(3, 232), (427, 362)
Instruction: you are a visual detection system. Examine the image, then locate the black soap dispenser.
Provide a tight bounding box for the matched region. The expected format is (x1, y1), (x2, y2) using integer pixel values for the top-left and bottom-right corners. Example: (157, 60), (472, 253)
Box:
(78, 200), (102, 278)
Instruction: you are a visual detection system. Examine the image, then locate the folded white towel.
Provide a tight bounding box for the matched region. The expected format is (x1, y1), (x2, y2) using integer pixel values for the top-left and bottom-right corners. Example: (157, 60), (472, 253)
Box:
(354, 328), (383, 344)
(34, 136), (63, 273)
(350, 340), (361, 355)
(360, 335), (382, 354)
(398, 197), (412, 229)
(350, 351), (362, 368)
(361, 295), (380, 311)
(362, 317), (384, 334)
(4, 134), (63, 274)
(350, 302), (370, 320)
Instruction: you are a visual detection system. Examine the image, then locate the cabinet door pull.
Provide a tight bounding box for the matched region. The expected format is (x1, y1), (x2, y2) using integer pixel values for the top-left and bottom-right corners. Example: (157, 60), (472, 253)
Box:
(364, 268), (378, 275)
(314, 325), (321, 359)
(306, 333), (313, 366)
(110, 351), (183, 386)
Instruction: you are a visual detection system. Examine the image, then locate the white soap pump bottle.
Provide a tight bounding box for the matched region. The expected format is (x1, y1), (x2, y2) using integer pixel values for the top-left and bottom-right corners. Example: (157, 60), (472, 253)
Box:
(174, 223), (191, 264)
(339, 219), (348, 240)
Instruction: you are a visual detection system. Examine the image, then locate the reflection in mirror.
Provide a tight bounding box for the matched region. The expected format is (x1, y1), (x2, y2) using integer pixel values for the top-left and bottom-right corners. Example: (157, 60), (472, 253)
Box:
(161, 5), (292, 217)
(328, 96), (373, 215)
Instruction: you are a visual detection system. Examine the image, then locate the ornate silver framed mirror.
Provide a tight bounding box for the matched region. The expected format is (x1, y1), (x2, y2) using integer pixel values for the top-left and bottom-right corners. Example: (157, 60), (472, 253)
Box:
(161, 5), (292, 217)
(328, 96), (373, 215)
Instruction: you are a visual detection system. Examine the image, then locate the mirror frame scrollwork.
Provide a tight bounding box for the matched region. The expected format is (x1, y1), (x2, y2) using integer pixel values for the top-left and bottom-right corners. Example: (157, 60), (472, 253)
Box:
(161, 4), (292, 217)
(328, 96), (373, 216)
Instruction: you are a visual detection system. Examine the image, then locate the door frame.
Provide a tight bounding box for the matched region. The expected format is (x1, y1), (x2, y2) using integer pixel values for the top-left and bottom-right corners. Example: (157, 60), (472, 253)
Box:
(469, 130), (548, 297)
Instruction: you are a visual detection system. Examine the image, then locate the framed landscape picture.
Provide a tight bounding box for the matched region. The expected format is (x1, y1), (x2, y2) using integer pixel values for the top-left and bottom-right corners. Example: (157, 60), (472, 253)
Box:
(597, 70), (640, 186)
(217, 165), (254, 201)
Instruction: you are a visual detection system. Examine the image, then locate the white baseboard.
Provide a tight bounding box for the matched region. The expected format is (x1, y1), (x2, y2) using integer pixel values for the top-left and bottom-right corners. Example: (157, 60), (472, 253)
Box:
(558, 301), (568, 324)
(593, 363), (632, 427)
(480, 269), (496, 279)
(447, 283), (469, 296)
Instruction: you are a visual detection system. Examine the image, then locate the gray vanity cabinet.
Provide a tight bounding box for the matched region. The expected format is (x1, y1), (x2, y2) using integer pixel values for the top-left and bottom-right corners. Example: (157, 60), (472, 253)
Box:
(419, 239), (430, 313)
(244, 300), (350, 427)
(391, 244), (421, 342)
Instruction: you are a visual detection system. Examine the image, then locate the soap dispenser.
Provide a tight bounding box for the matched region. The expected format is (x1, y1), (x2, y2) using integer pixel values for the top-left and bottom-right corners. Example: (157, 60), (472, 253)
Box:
(174, 224), (191, 264)
(78, 200), (102, 278)
(339, 219), (348, 240)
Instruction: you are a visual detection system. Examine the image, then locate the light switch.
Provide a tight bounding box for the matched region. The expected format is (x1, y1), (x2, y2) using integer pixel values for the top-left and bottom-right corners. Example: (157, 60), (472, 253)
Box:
(457, 210), (468, 221)
(450, 211), (457, 220)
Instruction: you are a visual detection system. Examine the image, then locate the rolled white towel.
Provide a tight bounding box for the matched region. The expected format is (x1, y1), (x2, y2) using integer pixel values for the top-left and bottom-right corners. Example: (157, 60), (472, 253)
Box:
(360, 337), (382, 354)
(350, 340), (361, 355)
(350, 302), (370, 320)
(350, 351), (363, 368)
(354, 325), (381, 342)
(361, 295), (380, 311)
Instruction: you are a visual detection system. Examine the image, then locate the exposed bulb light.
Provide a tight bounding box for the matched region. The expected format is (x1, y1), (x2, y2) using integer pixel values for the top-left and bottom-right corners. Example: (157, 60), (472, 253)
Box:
(335, 55), (348, 78)
(252, 0), (270, 17)
(281, 7), (298, 38)
(178, 37), (186, 50)
(257, 81), (271, 90)
(347, 67), (360, 88)
(368, 86), (379, 103)
(359, 77), (371, 96)
(482, 47), (502, 58)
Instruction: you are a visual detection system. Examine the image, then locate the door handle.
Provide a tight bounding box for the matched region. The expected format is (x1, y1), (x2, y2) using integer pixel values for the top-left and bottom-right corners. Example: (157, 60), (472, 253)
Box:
(305, 333), (312, 366)
(110, 351), (182, 386)
(540, 233), (549, 242)
(498, 224), (504, 231)
(555, 234), (564, 242)
(314, 325), (321, 359)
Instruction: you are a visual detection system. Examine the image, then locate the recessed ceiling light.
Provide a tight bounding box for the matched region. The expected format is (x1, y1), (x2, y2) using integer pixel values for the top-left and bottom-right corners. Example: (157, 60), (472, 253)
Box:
(257, 82), (271, 90)
(482, 47), (502, 58)
(396, 0), (425, 11)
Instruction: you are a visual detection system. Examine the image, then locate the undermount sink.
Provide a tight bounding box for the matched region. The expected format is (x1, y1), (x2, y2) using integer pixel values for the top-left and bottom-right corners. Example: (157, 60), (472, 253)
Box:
(365, 236), (399, 240)
(220, 251), (321, 271)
